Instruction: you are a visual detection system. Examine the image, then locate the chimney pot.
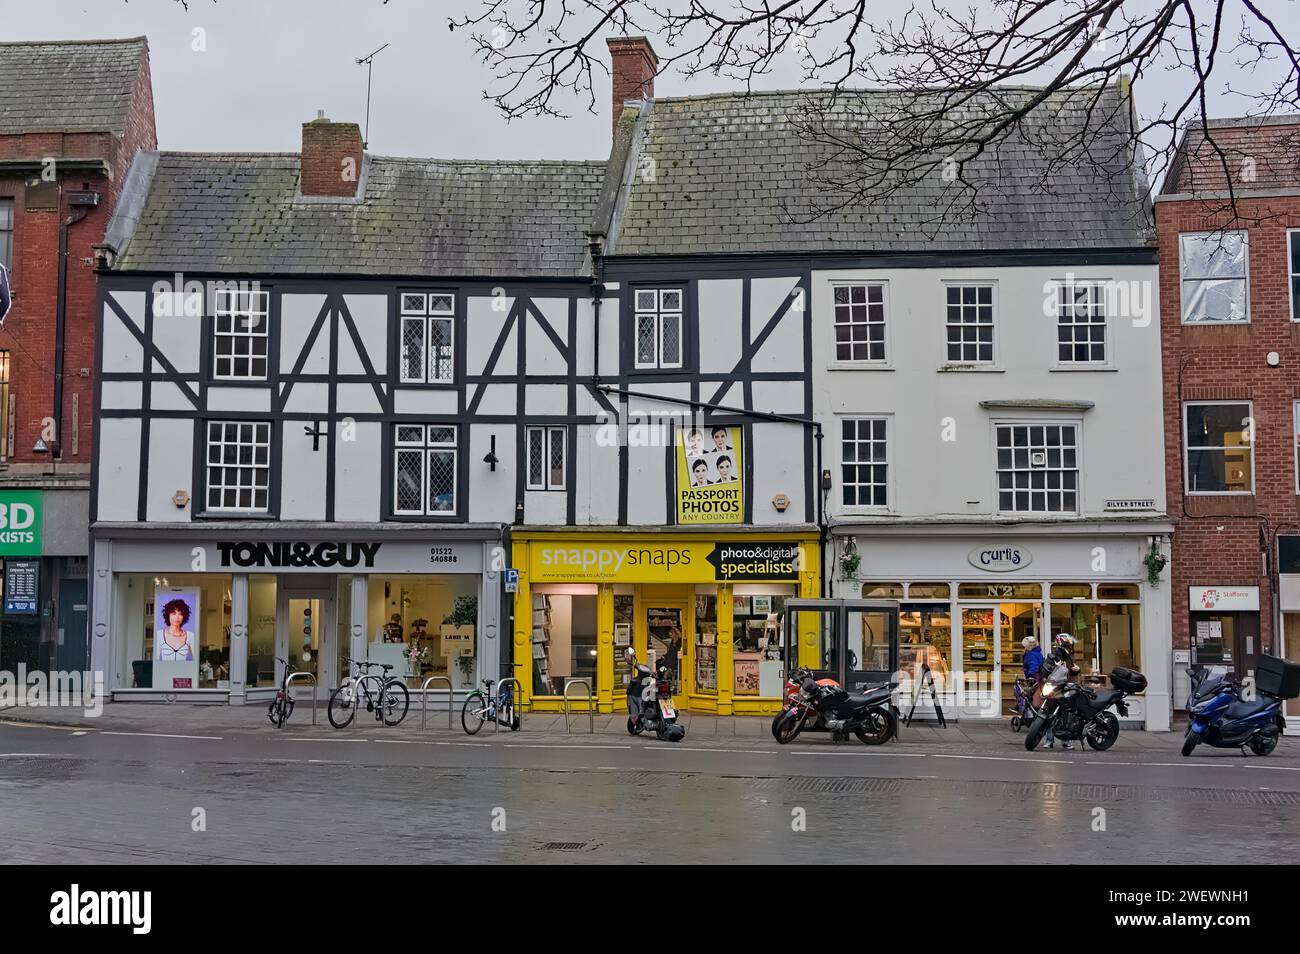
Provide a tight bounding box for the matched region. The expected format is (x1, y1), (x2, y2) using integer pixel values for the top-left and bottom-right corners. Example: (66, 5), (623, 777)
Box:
(300, 115), (364, 198)
(607, 36), (657, 136)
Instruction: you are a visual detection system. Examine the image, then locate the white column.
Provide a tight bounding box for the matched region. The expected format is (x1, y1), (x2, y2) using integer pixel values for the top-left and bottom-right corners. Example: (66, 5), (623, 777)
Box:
(228, 574), (249, 705)
(90, 538), (114, 689)
(1141, 576), (1173, 731)
(350, 575), (368, 670)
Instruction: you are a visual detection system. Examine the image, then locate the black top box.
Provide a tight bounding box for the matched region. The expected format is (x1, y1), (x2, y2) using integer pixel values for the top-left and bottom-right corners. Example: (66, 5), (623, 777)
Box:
(1109, 667), (1148, 693)
(1257, 655), (1300, 700)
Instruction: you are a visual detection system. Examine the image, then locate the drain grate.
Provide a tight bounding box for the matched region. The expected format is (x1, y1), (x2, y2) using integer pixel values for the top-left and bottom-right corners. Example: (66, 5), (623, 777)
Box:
(538, 842), (592, 852)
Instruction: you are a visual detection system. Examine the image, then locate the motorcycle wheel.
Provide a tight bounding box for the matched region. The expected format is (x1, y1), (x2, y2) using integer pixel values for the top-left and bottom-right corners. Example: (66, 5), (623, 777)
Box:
(626, 716), (643, 736)
(1180, 729), (1200, 758)
(656, 721), (671, 741)
(1024, 715), (1049, 751)
(1085, 712), (1119, 751)
(773, 709), (804, 745)
(854, 708), (896, 746)
(1248, 734), (1278, 757)
(1010, 715), (1022, 732)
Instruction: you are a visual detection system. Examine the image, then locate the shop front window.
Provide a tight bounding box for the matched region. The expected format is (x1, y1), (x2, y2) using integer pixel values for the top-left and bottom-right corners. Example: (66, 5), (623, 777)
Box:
(861, 582), (903, 599)
(531, 585), (597, 696)
(900, 603), (952, 684)
(694, 591), (718, 692)
(368, 575), (479, 690)
(1049, 600), (1141, 683)
(906, 583), (949, 600)
(732, 589), (787, 696)
(959, 582), (1042, 600)
(614, 592), (634, 693)
(247, 575), (276, 689)
(114, 574), (233, 690)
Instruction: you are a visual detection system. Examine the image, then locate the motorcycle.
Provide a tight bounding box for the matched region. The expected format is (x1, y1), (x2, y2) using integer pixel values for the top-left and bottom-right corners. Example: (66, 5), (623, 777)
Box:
(771, 667), (840, 742)
(1024, 663), (1147, 752)
(774, 670), (898, 745)
(1187, 665), (1233, 714)
(625, 647), (685, 742)
(1182, 655), (1298, 758)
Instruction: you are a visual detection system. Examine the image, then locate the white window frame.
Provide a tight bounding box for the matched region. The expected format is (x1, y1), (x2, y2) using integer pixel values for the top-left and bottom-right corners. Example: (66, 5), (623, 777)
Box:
(1288, 229), (1300, 323)
(1178, 230), (1250, 324)
(831, 282), (889, 365)
(839, 415), (891, 511)
(993, 420), (1082, 516)
(1053, 278), (1111, 368)
(392, 424), (458, 516)
(526, 425), (567, 491)
(205, 420), (272, 513)
(942, 282), (997, 366)
(1294, 400), (1300, 494)
(1183, 400), (1254, 496)
(632, 288), (684, 370)
(213, 288), (270, 381)
(399, 292), (456, 384)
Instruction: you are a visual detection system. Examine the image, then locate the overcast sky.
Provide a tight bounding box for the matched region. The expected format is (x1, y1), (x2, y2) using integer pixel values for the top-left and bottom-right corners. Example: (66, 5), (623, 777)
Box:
(4, 0), (1280, 163)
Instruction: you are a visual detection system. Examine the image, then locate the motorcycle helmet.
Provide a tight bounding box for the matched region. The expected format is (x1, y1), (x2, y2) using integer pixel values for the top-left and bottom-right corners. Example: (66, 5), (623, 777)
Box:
(1053, 633), (1076, 656)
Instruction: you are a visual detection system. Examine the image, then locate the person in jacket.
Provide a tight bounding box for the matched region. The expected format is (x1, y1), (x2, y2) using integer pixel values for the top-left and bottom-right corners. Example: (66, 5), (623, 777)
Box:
(1022, 636), (1043, 681)
(1038, 633), (1080, 749)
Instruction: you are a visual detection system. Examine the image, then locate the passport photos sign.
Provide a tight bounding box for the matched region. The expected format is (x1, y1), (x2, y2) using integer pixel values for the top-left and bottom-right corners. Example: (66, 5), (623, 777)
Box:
(676, 424), (743, 525)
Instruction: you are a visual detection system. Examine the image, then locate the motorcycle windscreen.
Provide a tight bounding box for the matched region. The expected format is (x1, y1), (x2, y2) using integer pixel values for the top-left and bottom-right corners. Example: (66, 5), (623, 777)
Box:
(844, 607), (899, 692)
(783, 606), (838, 684)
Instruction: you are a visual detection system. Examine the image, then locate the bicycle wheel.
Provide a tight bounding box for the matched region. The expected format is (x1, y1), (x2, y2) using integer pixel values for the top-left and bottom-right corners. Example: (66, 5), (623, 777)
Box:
(328, 682), (356, 729)
(461, 692), (489, 735)
(380, 680), (410, 726)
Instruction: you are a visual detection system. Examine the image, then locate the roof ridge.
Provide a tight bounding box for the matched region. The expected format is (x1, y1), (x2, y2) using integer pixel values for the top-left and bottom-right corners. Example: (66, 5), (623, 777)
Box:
(651, 80), (1117, 106)
(0, 36), (147, 48)
(153, 151), (605, 166)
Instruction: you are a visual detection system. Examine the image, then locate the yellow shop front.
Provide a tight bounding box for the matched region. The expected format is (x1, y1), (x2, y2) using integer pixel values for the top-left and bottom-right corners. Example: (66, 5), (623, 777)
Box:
(512, 532), (820, 714)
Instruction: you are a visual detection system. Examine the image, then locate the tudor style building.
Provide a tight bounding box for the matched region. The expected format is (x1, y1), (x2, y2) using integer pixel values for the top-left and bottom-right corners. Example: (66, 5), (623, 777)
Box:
(1155, 115), (1300, 725)
(92, 94), (819, 711)
(0, 38), (156, 676)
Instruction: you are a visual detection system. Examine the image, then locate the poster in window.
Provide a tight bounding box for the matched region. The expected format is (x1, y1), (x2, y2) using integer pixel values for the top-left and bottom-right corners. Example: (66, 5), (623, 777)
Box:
(676, 423), (743, 525)
(155, 587), (201, 690)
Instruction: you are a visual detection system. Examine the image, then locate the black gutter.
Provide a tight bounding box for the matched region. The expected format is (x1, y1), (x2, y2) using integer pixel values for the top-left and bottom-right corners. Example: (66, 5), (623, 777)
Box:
(54, 201), (94, 458)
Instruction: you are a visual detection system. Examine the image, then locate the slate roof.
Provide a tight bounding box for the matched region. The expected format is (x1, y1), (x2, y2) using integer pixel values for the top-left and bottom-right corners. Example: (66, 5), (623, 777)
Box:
(1161, 115), (1300, 195)
(0, 37), (146, 135)
(112, 153), (606, 277)
(609, 83), (1154, 255)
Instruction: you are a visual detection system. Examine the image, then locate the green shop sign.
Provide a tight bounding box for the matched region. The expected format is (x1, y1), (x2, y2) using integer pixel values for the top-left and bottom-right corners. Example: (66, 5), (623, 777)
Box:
(0, 490), (42, 555)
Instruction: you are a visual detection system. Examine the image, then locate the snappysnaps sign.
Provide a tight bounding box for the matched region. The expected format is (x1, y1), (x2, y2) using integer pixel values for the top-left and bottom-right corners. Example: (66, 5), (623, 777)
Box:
(676, 424), (743, 525)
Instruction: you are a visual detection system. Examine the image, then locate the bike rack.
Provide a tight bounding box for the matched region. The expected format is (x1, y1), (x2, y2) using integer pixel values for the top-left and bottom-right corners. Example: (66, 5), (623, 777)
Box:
(348, 673), (387, 733)
(494, 678), (521, 735)
(563, 679), (594, 735)
(283, 671), (318, 726)
(419, 675), (454, 731)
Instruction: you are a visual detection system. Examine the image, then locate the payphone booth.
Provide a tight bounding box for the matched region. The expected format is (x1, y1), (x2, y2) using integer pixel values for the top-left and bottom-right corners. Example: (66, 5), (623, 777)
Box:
(782, 598), (900, 690)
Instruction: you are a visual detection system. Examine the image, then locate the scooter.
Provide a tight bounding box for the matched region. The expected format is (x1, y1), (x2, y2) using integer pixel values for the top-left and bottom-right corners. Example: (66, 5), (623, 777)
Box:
(625, 647), (685, 742)
(1181, 656), (1297, 757)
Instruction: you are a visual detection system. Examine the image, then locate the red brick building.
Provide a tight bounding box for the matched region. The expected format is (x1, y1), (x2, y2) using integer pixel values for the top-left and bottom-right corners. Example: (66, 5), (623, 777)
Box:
(0, 38), (156, 671)
(1156, 115), (1300, 720)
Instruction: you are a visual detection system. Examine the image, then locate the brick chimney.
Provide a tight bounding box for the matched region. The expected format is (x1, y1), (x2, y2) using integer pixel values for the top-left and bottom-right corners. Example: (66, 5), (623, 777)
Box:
(300, 111), (364, 198)
(607, 36), (657, 135)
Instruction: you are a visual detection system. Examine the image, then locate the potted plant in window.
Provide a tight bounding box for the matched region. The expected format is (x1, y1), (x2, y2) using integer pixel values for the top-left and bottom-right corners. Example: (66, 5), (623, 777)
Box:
(441, 596), (478, 689)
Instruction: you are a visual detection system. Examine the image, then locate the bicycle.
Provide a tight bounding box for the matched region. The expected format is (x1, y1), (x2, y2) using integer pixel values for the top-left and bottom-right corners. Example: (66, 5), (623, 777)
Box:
(267, 656), (296, 728)
(461, 679), (520, 735)
(328, 657), (410, 728)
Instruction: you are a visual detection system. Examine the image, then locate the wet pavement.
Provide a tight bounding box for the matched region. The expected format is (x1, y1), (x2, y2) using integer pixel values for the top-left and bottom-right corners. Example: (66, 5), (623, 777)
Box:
(2, 707), (1298, 863)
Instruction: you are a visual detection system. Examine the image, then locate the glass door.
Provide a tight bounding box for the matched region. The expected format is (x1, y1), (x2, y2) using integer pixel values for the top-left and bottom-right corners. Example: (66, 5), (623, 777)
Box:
(958, 606), (1000, 717)
(646, 604), (685, 696)
(277, 584), (335, 699)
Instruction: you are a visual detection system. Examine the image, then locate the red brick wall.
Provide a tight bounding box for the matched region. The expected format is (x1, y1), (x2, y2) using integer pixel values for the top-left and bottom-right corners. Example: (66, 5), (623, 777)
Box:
(0, 43), (156, 474)
(300, 119), (363, 197)
(1157, 193), (1300, 655)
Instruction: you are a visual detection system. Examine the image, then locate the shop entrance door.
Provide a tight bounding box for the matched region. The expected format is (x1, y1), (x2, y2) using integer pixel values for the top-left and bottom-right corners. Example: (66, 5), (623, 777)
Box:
(958, 606), (1001, 718)
(645, 602), (687, 698)
(277, 582), (335, 699)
